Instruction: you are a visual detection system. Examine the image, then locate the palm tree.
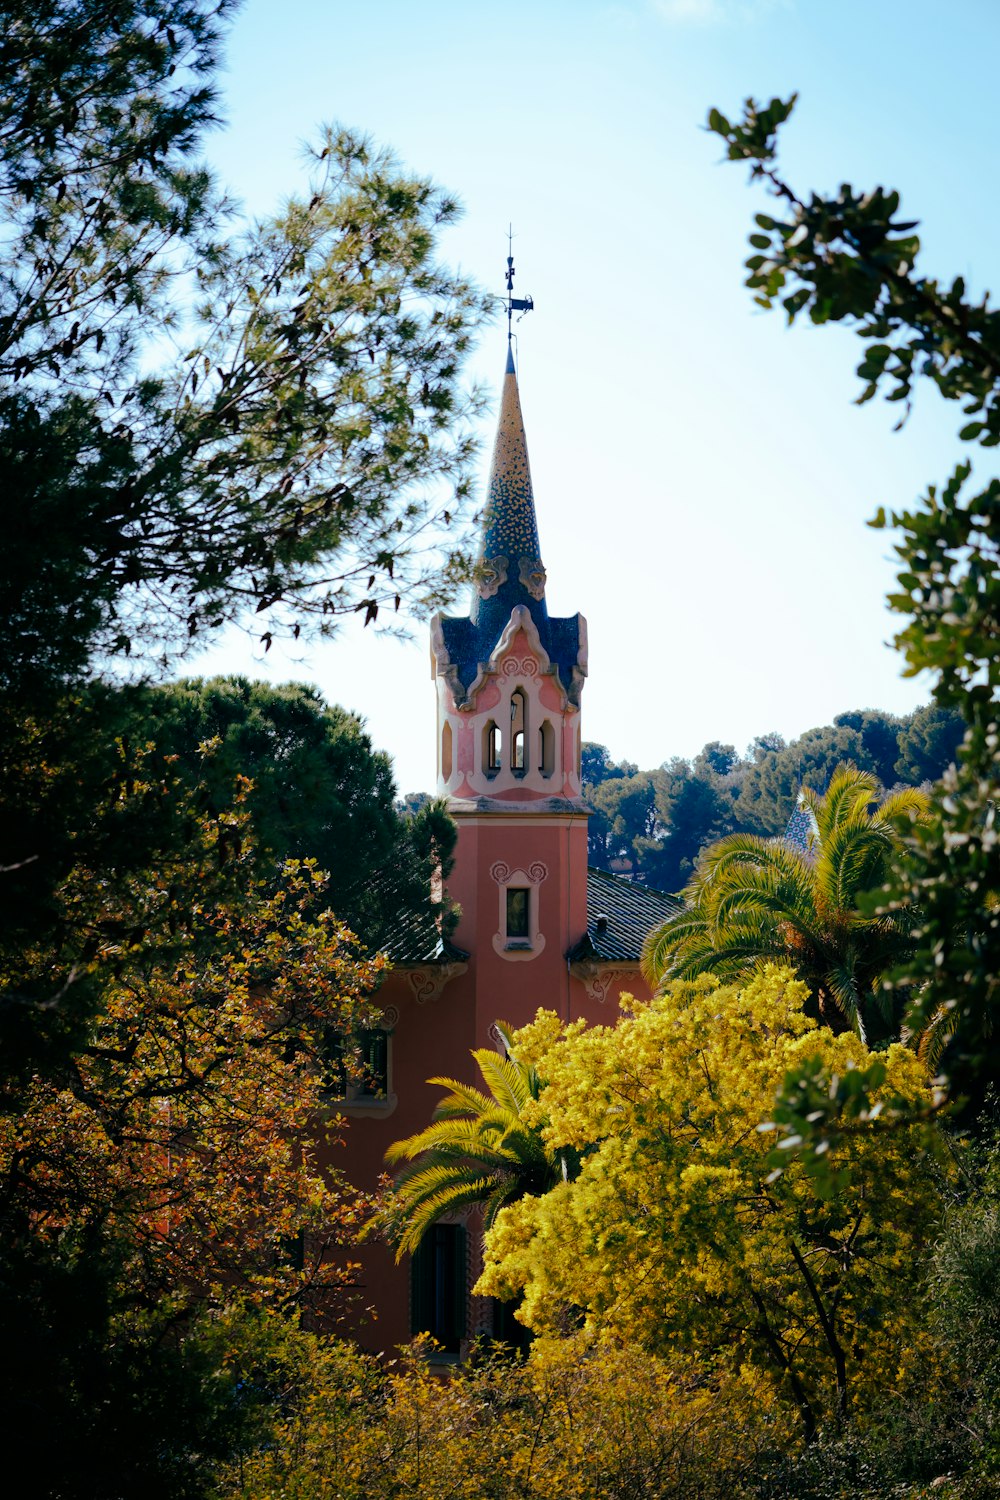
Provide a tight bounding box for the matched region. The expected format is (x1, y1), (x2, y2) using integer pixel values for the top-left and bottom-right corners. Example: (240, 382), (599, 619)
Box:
(384, 1023), (570, 1258)
(641, 767), (928, 1042)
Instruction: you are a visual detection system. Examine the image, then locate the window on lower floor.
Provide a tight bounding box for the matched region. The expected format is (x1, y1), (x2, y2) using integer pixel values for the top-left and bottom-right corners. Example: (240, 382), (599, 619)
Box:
(491, 1295), (533, 1352)
(324, 1027), (389, 1101)
(411, 1224), (466, 1353)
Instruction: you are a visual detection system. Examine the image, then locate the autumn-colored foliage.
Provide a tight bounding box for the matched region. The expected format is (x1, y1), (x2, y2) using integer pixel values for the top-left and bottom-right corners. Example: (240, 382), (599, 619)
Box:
(216, 1331), (778, 1500)
(1, 759), (384, 1313)
(0, 741), (389, 1495)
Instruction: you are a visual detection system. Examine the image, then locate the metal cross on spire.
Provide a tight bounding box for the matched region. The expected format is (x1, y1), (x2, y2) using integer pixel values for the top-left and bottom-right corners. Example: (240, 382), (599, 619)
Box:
(505, 224), (534, 342)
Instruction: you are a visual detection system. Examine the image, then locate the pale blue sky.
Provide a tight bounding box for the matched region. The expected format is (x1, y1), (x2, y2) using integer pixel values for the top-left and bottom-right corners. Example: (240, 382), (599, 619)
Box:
(190, 0), (998, 791)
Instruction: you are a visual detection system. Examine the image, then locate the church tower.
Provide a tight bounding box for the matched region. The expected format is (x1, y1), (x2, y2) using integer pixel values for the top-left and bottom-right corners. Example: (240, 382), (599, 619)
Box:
(332, 273), (677, 1357)
(429, 337), (590, 1035)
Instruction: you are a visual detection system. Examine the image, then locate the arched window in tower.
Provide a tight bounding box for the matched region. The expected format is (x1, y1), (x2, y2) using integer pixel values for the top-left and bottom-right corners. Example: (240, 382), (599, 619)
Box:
(441, 720), (453, 783)
(539, 718), (555, 777)
(510, 689), (527, 774)
(483, 719), (501, 777)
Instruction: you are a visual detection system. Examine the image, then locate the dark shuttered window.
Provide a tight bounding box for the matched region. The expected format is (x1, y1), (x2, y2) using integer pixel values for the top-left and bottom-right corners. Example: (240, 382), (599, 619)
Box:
(411, 1224), (466, 1352)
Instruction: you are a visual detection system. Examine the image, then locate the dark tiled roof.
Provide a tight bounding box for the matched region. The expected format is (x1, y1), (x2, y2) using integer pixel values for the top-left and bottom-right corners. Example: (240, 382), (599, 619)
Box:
(567, 866), (682, 965)
(380, 903), (469, 967)
(436, 611), (585, 712)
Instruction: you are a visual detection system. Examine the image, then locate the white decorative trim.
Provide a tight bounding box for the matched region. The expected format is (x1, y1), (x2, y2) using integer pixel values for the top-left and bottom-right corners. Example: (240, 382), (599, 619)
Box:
(430, 607), (589, 713)
(463, 606), (564, 711)
(490, 860), (548, 962)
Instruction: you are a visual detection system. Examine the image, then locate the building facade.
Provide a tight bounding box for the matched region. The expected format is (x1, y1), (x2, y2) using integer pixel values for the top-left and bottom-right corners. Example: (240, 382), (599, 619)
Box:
(336, 342), (676, 1353)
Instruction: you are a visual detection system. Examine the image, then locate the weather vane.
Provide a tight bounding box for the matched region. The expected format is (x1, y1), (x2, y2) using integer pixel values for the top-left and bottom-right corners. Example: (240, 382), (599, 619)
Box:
(505, 224), (534, 342)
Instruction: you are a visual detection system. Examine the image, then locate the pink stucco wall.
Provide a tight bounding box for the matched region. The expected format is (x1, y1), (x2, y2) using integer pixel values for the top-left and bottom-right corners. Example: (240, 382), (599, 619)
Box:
(330, 807), (654, 1354)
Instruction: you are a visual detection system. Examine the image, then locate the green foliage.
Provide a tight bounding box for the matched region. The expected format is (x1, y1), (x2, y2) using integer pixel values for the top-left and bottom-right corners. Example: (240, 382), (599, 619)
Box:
(1, 2), (488, 693)
(586, 769), (660, 870)
(116, 676), (456, 949)
(0, 12), (481, 1486)
(928, 1129), (1000, 1410)
(895, 703), (967, 786)
(581, 709), (959, 891)
(733, 725), (875, 836)
(710, 92), (999, 1110)
(872, 465), (1000, 1105)
(707, 96), (970, 432)
(642, 767), (928, 1041)
(637, 765), (732, 892)
(381, 1023), (572, 1257)
(833, 711), (904, 790)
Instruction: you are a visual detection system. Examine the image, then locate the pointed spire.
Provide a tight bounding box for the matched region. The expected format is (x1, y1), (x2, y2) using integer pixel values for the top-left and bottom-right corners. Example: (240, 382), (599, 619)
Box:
(470, 345), (548, 628)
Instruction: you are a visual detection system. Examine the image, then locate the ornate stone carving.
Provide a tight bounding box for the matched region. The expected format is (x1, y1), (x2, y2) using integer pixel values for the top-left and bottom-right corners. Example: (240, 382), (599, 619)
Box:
(568, 962), (639, 1005)
(489, 861), (549, 962)
(490, 860), (548, 887)
(518, 555), (547, 601)
(476, 555), (509, 600)
(405, 962), (468, 1004)
(501, 654), (538, 678)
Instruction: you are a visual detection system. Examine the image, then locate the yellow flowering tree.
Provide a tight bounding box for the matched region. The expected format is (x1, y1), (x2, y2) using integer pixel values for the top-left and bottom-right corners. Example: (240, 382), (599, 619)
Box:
(478, 969), (947, 1442)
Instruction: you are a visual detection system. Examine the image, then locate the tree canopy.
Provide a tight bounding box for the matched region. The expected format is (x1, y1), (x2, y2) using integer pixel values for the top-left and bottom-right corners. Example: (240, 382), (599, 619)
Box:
(641, 767), (928, 1041)
(112, 676), (457, 949)
(581, 702), (960, 892)
(1, 0), (488, 703)
(0, 8), (480, 1490)
(478, 972), (946, 1442)
(708, 92), (999, 1112)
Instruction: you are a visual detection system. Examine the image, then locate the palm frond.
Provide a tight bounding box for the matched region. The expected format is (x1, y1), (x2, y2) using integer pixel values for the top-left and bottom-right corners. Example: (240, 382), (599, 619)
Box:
(822, 962), (869, 1042)
(475, 1047), (537, 1115)
(423, 1077), (497, 1121)
(810, 767), (880, 840)
(876, 786), (930, 827)
(385, 1018), (563, 1255)
(641, 904), (710, 986)
(393, 1172), (502, 1257)
(913, 1002), (959, 1071)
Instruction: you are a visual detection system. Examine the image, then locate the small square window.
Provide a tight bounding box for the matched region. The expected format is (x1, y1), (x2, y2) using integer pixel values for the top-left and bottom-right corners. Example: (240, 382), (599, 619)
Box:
(505, 887), (530, 940)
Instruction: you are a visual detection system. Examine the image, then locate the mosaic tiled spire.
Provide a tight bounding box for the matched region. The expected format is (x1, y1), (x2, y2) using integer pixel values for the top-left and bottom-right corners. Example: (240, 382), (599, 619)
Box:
(784, 792), (819, 855)
(470, 343), (549, 636)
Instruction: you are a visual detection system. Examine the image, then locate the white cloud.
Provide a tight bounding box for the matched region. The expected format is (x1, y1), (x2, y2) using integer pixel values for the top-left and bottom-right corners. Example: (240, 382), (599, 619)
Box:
(651, 0), (792, 23)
